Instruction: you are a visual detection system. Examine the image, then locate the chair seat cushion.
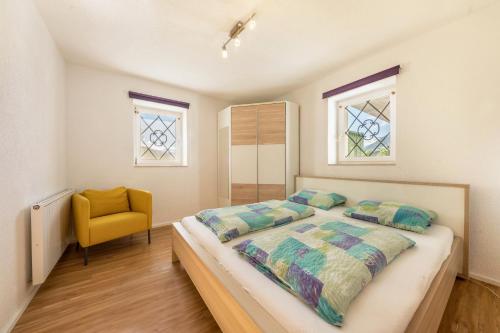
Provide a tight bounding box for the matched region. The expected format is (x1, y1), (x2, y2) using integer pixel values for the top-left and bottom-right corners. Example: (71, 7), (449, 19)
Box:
(82, 187), (130, 218)
(89, 212), (148, 245)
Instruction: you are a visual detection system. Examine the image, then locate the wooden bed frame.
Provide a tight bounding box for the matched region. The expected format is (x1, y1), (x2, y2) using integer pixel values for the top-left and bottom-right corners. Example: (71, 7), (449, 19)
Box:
(172, 176), (469, 333)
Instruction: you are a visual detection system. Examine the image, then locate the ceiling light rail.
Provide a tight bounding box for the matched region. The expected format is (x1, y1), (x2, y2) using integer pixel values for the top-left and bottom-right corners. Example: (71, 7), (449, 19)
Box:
(221, 13), (256, 58)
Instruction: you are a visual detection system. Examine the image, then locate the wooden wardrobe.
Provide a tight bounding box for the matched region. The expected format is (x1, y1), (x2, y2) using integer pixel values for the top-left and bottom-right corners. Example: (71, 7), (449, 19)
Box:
(218, 101), (299, 207)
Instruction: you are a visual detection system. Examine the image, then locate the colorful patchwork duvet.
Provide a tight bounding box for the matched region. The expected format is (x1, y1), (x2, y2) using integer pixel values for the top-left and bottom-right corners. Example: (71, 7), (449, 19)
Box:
(196, 200), (315, 242)
(233, 217), (415, 326)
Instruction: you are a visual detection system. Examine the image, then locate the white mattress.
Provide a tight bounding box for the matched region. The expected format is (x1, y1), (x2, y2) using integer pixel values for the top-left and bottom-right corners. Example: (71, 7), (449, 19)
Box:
(181, 207), (454, 333)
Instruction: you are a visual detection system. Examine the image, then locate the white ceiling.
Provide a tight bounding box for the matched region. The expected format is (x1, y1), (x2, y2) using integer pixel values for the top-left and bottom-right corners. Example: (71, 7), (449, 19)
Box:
(35, 0), (495, 103)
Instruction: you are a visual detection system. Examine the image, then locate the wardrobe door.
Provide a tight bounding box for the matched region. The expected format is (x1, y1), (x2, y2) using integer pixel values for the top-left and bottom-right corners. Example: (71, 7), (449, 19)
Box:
(258, 103), (286, 201)
(231, 105), (258, 205)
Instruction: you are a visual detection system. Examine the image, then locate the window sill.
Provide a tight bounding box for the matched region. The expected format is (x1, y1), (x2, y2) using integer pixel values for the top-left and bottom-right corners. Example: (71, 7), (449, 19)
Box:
(330, 161), (396, 166)
(134, 162), (188, 167)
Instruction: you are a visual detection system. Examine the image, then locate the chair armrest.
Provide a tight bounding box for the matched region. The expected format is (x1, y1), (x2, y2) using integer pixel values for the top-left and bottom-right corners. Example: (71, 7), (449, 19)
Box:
(72, 194), (90, 247)
(128, 188), (152, 229)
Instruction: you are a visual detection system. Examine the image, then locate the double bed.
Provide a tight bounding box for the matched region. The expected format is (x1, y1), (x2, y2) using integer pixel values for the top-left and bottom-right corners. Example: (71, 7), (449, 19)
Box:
(172, 176), (469, 333)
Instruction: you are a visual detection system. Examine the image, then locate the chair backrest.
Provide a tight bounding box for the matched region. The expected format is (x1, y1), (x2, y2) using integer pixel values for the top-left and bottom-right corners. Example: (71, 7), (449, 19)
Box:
(81, 187), (130, 218)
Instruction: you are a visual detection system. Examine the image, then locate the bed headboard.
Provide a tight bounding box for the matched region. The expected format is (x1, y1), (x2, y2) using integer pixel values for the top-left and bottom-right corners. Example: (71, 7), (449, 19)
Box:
(295, 175), (469, 277)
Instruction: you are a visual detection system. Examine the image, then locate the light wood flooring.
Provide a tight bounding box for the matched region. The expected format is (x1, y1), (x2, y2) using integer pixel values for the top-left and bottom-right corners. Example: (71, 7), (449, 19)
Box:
(14, 227), (499, 333)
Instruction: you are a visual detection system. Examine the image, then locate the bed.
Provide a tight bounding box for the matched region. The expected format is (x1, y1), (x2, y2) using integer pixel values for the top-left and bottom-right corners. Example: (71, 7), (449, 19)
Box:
(172, 176), (469, 333)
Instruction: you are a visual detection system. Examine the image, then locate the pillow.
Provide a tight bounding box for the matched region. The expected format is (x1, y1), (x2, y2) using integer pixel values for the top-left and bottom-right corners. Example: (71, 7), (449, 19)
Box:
(82, 187), (130, 218)
(288, 189), (346, 210)
(344, 200), (437, 233)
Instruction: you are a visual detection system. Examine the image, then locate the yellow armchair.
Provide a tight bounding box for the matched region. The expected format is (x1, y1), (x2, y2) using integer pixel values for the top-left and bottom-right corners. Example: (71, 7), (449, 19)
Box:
(72, 187), (152, 265)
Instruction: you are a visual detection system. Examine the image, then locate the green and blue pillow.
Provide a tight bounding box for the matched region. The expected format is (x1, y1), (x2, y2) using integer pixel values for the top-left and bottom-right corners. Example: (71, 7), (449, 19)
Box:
(288, 189), (346, 210)
(344, 200), (437, 233)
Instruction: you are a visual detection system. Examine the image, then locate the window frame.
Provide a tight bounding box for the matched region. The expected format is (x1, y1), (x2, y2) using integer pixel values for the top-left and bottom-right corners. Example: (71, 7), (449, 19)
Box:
(132, 99), (188, 167)
(328, 76), (396, 165)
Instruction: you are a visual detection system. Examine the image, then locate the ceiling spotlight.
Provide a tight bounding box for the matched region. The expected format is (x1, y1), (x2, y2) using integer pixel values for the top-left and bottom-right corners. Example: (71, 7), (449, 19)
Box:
(221, 46), (228, 59)
(249, 19), (256, 30)
(221, 13), (256, 58)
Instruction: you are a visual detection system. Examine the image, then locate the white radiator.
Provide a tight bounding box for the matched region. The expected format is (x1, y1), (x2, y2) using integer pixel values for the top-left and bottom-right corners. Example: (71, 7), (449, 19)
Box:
(31, 189), (75, 285)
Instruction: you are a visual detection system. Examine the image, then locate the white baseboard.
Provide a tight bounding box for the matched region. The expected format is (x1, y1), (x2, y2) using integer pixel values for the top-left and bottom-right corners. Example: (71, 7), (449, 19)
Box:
(3, 285), (40, 333)
(469, 272), (500, 287)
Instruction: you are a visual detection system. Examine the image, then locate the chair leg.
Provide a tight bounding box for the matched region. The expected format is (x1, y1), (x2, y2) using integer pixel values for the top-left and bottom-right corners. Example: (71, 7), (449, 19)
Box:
(75, 242), (80, 251)
(83, 247), (88, 266)
(148, 229), (151, 244)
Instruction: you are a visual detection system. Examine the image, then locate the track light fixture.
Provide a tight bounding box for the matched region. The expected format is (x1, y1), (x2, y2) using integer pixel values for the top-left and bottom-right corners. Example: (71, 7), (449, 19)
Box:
(221, 13), (256, 58)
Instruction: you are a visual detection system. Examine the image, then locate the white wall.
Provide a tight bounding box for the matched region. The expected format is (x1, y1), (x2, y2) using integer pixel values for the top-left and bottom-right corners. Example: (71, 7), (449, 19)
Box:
(0, 0), (67, 331)
(66, 65), (228, 225)
(283, 3), (500, 284)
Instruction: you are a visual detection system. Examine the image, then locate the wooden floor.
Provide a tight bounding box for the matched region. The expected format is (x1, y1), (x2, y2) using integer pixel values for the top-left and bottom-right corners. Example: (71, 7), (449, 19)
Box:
(14, 227), (499, 333)
(439, 278), (500, 333)
(14, 227), (220, 333)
